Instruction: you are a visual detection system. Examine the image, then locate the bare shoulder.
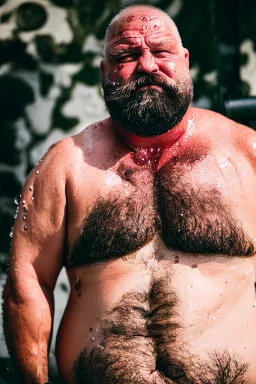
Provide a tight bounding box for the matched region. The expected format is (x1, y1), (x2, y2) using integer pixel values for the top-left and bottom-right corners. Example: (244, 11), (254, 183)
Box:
(192, 107), (234, 130)
(233, 120), (256, 149)
(192, 107), (256, 149)
(30, 117), (114, 178)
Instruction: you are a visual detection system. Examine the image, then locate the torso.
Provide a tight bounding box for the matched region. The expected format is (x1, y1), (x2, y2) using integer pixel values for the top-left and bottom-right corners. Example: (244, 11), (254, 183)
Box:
(56, 109), (256, 383)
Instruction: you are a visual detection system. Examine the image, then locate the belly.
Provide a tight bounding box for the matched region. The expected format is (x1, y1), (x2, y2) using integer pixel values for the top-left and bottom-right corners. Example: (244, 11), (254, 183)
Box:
(56, 244), (256, 383)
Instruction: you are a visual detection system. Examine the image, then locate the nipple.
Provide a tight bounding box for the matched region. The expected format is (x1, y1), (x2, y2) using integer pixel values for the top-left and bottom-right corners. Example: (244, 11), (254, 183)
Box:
(133, 146), (162, 171)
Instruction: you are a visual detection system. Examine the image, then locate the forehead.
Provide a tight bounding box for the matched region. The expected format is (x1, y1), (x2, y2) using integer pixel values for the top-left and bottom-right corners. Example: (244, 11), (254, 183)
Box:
(106, 9), (179, 48)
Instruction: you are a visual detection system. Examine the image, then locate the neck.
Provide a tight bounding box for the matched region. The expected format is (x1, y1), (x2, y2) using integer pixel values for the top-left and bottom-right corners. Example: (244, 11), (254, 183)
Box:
(112, 107), (194, 150)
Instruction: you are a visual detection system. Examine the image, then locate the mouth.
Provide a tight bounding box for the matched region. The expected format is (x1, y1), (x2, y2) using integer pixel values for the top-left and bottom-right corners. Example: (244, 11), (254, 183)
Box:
(137, 84), (163, 92)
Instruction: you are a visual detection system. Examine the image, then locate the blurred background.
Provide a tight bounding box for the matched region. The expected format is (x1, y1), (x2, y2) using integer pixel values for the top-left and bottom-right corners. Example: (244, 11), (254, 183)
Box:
(0, 0), (256, 382)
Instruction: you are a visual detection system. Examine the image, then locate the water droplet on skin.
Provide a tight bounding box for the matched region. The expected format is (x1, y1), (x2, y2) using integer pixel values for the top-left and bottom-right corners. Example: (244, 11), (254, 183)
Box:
(174, 259), (179, 264)
(253, 304), (256, 307)
(94, 125), (97, 128)
(23, 216), (26, 221)
(91, 336), (95, 342)
(22, 200), (26, 205)
(141, 16), (147, 22)
(220, 292), (222, 296)
(31, 196), (34, 201)
(170, 62), (175, 71)
(36, 170), (39, 175)
(153, 24), (158, 30)
(24, 225), (28, 231)
(29, 186), (33, 191)
(127, 15), (135, 22)
(191, 264), (197, 269)
(9, 229), (13, 238)
(180, 213), (184, 217)
(99, 121), (103, 125)
(74, 277), (81, 291)
(134, 146), (162, 168)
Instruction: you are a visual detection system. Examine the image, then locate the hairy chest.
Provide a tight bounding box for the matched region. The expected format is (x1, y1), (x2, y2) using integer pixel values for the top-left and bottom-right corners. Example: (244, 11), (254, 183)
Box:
(66, 153), (255, 267)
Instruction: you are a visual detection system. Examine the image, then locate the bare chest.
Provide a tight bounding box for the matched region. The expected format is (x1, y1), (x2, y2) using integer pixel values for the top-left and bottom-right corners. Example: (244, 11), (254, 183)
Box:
(66, 151), (256, 267)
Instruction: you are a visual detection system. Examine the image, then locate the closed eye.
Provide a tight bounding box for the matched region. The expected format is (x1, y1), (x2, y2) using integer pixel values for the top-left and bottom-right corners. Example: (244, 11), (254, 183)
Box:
(117, 53), (140, 63)
(153, 51), (172, 58)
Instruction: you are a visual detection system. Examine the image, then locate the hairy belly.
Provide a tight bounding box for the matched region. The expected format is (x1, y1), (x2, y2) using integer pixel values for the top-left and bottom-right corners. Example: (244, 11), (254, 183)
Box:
(56, 247), (256, 383)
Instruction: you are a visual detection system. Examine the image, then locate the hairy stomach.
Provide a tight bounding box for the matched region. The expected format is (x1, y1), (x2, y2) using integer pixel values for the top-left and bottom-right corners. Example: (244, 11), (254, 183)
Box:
(56, 248), (256, 383)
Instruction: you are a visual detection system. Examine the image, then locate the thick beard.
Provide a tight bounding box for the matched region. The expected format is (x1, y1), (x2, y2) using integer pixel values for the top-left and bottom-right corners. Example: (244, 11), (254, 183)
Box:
(102, 73), (193, 137)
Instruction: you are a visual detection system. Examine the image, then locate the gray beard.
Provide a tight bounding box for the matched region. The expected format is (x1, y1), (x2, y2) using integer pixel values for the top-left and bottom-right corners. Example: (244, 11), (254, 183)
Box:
(102, 73), (193, 137)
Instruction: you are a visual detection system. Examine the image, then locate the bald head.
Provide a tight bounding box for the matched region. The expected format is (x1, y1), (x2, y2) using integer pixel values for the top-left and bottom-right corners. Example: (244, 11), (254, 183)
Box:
(104, 5), (183, 56)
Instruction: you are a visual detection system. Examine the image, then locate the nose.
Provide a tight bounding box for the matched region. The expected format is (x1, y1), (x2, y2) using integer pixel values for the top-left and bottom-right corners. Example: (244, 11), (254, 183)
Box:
(136, 50), (158, 74)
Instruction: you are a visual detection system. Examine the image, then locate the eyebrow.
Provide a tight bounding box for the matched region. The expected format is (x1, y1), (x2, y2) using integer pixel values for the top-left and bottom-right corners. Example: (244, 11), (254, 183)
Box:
(107, 34), (178, 59)
(108, 45), (141, 58)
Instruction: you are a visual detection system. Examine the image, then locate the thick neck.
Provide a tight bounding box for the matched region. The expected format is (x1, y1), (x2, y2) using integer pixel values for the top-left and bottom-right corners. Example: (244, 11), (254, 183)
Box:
(112, 107), (194, 150)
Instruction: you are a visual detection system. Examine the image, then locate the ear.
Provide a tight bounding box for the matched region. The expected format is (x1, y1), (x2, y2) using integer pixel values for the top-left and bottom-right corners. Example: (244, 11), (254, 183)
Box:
(100, 59), (105, 76)
(183, 48), (190, 69)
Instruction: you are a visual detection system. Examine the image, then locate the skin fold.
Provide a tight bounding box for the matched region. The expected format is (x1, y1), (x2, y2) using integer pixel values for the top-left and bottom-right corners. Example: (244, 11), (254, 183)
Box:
(3, 5), (256, 384)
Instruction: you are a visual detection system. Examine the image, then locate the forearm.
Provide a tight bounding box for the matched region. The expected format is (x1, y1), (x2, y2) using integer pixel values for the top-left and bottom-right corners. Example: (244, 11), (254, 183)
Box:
(3, 277), (54, 384)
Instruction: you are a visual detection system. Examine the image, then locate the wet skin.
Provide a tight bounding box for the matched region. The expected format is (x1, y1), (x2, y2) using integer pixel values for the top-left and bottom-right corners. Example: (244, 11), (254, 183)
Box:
(53, 110), (256, 383)
(6, 110), (256, 383)
(4, 7), (256, 384)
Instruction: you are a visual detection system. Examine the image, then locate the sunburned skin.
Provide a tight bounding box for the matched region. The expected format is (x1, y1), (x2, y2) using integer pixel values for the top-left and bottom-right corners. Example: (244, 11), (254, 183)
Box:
(4, 5), (256, 384)
(54, 110), (256, 384)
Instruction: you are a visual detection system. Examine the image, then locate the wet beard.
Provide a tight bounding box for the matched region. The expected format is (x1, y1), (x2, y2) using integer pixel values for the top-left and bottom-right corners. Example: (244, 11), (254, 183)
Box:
(102, 73), (193, 137)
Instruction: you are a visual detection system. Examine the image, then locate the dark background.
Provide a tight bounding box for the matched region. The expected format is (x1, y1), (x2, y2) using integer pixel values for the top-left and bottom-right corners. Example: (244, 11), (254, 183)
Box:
(0, 0), (256, 382)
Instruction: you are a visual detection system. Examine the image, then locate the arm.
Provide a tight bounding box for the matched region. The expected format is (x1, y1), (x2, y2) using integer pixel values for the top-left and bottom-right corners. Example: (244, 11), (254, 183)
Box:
(3, 141), (68, 383)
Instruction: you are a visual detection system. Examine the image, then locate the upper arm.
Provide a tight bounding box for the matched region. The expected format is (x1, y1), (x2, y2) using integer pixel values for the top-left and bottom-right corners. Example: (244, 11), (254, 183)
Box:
(9, 139), (70, 293)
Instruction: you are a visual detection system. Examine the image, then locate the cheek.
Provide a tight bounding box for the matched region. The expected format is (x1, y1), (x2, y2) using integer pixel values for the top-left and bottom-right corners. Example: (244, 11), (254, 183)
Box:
(114, 63), (136, 81)
(161, 59), (189, 79)
(159, 60), (176, 77)
(168, 61), (175, 71)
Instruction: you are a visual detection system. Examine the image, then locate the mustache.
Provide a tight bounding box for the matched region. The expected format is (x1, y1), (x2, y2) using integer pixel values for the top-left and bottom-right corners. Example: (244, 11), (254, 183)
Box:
(130, 74), (169, 90)
(103, 73), (177, 100)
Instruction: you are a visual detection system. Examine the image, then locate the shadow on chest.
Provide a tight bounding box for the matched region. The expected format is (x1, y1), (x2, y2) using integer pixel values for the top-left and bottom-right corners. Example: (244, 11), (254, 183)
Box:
(67, 159), (254, 267)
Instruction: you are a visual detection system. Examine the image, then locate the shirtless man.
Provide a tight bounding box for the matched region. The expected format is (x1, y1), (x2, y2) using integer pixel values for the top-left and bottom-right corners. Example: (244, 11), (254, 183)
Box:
(3, 4), (256, 383)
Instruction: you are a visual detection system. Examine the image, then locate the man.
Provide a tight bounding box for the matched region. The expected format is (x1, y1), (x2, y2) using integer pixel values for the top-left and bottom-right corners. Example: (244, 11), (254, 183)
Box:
(3, 4), (256, 383)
